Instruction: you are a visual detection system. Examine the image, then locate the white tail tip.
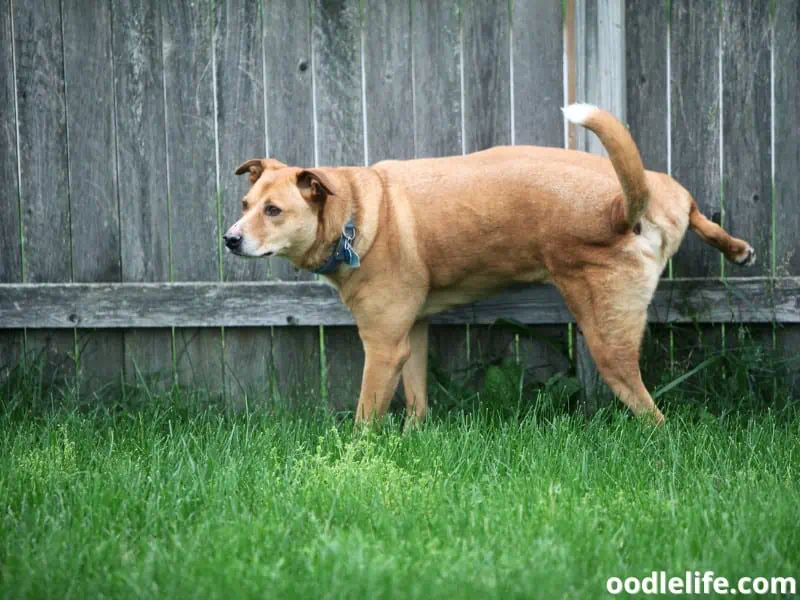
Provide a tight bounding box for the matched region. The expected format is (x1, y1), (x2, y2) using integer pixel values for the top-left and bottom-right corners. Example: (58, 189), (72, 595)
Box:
(562, 103), (598, 126)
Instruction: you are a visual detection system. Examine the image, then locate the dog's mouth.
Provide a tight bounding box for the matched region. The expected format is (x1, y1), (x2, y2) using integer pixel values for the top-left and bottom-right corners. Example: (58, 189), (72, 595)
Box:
(225, 247), (274, 258)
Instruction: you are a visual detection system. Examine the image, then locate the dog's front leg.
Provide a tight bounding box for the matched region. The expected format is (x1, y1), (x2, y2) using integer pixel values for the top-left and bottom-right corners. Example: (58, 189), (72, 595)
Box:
(350, 287), (425, 424)
(354, 331), (412, 424)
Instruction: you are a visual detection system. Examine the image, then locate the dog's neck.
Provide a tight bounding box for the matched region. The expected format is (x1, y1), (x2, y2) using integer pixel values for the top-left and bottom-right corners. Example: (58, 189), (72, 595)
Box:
(294, 167), (382, 284)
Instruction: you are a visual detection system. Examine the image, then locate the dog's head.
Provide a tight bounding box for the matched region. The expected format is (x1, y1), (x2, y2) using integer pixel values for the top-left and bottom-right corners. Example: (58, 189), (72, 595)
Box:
(223, 158), (344, 266)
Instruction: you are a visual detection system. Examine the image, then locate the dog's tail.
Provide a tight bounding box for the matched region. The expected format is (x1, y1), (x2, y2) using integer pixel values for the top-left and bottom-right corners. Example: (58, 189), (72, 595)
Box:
(562, 103), (649, 232)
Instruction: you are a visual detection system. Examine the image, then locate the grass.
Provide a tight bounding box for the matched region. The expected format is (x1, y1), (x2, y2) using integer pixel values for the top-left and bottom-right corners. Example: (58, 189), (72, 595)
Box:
(0, 341), (798, 599)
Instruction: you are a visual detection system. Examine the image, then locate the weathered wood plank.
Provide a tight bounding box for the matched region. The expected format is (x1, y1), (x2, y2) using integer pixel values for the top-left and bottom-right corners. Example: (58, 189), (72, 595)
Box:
(411, 0), (469, 392)
(670, 0), (721, 279)
(512, 0), (563, 147)
(263, 0), (321, 402)
(321, 325), (362, 411)
(511, 0), (569, 387)
(575, 0), (625, 156)
(62, 0), (124, 390)
(12, 0), (75, 380)
(312, 0), (365, 406)
(626, 0), (667, 174)
(364, 1), (413, 162)
(3, 278), (796, 329)
(462, 0), (510, 153)
(721, 0), (774, 360)
(411, 0), (461, 159)
(626, 0), (671, 384)
(774, 0), (800, 393)
(0, 0), (23, 378)
(0, 0), (21, 288)
(162, 0), (223, 394)
(215, 0), (273, 405)
(722, 0), (771, 279)
(668, 0), (725, 373)
(12, 0), (70, 283)
(112, 0), (174, 389)
(462, 0), (517, 379)
(312, 0), (363, 167)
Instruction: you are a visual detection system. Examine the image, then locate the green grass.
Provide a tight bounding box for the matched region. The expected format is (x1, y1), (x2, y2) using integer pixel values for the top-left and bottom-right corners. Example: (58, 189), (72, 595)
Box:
(0, 362), (798, 599)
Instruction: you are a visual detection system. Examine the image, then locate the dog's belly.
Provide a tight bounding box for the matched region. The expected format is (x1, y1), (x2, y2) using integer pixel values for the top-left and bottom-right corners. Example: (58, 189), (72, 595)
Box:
(420, 268), (549, 317)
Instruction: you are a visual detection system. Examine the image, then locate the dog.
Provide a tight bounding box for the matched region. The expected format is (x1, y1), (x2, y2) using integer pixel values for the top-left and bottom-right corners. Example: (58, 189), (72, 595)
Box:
(223, 104), (754, 426)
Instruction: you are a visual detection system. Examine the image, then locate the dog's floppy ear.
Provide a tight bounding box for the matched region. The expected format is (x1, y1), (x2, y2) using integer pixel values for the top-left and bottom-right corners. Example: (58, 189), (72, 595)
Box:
(296, 169), (337, 202)
(234, 158), (288, 185)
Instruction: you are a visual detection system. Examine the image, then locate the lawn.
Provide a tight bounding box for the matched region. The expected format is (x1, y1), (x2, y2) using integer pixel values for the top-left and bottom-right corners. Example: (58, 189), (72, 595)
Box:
(0, 370), (797, 600)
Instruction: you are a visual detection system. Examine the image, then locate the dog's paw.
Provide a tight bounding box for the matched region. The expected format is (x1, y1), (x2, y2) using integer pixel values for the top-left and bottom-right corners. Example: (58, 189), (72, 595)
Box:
(733, 245), (756, 267)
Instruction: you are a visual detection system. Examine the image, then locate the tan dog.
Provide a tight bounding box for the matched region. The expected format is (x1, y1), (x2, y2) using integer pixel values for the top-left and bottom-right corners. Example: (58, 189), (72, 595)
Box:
(223, 104), (754, 426)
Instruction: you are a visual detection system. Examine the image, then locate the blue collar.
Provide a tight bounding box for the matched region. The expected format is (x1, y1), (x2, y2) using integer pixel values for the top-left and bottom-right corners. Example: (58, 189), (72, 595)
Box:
(313, 219), (361, 275)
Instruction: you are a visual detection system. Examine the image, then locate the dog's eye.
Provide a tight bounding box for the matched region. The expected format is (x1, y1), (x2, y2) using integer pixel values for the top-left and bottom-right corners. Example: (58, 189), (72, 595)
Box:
(265, 204), (281, 217)
(241, 199), (249, 211)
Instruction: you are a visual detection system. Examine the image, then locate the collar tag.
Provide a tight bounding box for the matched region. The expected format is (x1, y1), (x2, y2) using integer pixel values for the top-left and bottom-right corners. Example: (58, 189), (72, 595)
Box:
(341, 222), (360, 268)
(313, 219), (360, 274)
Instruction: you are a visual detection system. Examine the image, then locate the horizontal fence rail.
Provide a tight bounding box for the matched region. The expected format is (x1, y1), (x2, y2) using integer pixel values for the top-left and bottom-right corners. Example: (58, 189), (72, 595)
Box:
(1, 278), (797, 329)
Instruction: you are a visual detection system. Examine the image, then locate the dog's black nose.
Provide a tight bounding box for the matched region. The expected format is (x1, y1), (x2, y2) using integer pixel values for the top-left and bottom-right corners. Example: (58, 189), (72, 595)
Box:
(224, 233), (242, 250)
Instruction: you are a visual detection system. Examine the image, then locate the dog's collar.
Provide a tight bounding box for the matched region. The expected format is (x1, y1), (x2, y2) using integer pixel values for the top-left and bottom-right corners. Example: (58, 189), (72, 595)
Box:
(313, 219), (361, 275)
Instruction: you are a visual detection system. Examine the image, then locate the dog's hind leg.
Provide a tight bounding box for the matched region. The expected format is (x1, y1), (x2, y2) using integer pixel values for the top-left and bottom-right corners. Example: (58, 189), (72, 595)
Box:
(558, 276), (665, 424)
(402, 319), (429, 428)
(689, 201), (755, 266)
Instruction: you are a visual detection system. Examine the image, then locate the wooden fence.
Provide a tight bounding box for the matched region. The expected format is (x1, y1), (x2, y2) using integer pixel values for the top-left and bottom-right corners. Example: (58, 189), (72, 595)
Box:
(0, 0), (797, 406)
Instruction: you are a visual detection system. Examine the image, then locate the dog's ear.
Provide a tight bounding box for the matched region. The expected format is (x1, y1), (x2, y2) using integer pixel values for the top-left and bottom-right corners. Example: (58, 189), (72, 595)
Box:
(234, 158), (288, 185)
(298, 169), (348, 245)
(296, 169), (337, 202)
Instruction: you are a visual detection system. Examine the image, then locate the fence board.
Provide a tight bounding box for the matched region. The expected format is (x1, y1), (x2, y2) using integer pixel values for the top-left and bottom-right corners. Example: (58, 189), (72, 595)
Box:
(668, 0), (724, 369)
(411, 0), (469, 392)
(162, 0), (223, 394)
(670, 0), (720, 279)
(112, 0), (174, 389)
(62, 0), (124, 392)
(626, 0), (667, 174)
(774, 0), (800, 392)
(463, 0), (510, 153)
(512, 0), (569, 384)
(2, 278), (797, 329)
(722, 0), (771, 279)
(721, 0), (774, 359)
(0, 0), (23, 378)
(625, 0), (672, 382)
(575, 0), (625, 157)
(312, 0), (365, 410)
(264, 0), (321, 403)
(13, 0), (74, 380)
(462, 0), (517, 373)
(411, 0), (462, 159)
(215, 0), (272, 404)
(364, 1), (413, 162)
(512, 0), (562, 148)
